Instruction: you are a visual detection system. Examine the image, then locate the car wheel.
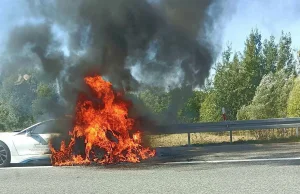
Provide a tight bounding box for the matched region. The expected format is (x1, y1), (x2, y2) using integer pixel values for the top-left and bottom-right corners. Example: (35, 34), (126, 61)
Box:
(0, 141), (11, 167)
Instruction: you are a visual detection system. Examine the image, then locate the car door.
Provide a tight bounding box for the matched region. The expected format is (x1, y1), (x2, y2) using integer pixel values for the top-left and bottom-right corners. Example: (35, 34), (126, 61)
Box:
(12, 120), (58, 155)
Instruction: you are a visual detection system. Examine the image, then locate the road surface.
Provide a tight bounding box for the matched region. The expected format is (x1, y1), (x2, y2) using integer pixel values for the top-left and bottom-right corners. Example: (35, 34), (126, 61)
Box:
(1, 142), (300, 194)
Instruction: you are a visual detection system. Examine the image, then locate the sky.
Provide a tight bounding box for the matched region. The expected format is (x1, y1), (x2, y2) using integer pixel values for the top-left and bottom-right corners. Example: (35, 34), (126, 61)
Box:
(0, 0), (30, 51)
(0, 0), (300, 75)
(221, 0), (300, 55)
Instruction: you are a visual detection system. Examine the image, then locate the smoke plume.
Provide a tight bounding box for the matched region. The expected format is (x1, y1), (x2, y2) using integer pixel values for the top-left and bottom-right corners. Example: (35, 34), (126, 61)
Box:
(3, 0), (228, 126)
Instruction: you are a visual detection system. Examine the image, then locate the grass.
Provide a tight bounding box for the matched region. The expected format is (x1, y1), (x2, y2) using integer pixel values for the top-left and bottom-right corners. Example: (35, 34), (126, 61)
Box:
(147, 128), (300, 147)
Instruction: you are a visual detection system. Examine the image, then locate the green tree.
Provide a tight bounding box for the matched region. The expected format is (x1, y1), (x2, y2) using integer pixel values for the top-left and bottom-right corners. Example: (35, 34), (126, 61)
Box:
(240, 28), (263, 103)
(213, 45), (233, 119)
(214, 48), (245, 120)
(134, 86), (171, 124)
(287, 77), (300, 117)
(199, 90), (221, 122)
(262, 35), (278, 74)
(32, 83), (58, 118)
(277, 31), (295, 73)
(237, 70), (294, 119)
(177, 91), (206, 123)
(213, 29), (265, 121)
(0, 67), (57, 131)
(137, 87), (170, 115)
(0, 75), (34, 130)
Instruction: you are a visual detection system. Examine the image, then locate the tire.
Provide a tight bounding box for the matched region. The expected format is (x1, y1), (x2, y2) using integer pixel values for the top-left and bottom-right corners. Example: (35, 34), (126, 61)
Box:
(0, 141), (11, 167)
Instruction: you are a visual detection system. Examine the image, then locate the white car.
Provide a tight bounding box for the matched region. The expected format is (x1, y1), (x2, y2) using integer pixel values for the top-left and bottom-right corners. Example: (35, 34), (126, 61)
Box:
(0, 118), (71, 167)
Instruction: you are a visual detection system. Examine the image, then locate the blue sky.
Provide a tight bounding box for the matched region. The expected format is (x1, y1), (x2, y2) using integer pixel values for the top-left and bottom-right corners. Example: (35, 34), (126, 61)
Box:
(222, 0), (300, 54)
(0, 0), (299, 67)
(0, 0), (29, 51)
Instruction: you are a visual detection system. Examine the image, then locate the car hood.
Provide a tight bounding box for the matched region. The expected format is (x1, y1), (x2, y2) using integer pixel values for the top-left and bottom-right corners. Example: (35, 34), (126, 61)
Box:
(0, 132), (19, 138)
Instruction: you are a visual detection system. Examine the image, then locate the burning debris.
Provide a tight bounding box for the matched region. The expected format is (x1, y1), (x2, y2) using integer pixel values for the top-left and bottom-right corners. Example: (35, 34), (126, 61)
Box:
(50, 75), (155, 166)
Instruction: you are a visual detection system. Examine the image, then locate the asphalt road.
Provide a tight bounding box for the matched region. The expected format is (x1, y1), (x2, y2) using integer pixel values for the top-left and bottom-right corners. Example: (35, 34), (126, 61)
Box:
(1, 142), (300, 194)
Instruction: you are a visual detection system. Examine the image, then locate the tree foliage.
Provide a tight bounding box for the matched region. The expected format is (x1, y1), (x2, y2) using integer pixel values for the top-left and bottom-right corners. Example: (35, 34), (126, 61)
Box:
(237, 70), (294, 120)
(199, 90), (221, 122)
(0, 67), (57, 131)
(277, 32), (295, 73)
(212, 29), (267, 121)
(212, 29), (298, 122)
(287, 77), (300, 117)
(137, 87), (170, 115)
(262, 35), (278, 74)
(177, 91), (206, 123)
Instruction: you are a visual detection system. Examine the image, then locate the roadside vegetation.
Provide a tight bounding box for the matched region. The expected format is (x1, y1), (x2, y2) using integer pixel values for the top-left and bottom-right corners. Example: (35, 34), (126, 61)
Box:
(1, 27), (300, 146)
(149, 129), (300, 147)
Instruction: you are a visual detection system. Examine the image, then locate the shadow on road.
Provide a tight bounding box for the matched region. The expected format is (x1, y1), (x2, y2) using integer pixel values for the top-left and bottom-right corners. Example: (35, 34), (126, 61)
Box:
(9, 161), (52, 168)
(152, 142), (300, 164)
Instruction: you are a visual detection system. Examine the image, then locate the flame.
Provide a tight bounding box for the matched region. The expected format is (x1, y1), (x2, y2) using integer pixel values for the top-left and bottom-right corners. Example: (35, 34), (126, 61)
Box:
(50, 75), (155, 166)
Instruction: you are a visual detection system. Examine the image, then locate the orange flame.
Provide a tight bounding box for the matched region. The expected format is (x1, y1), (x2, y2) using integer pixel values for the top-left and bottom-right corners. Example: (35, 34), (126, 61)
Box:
(50, 75), (155, 166)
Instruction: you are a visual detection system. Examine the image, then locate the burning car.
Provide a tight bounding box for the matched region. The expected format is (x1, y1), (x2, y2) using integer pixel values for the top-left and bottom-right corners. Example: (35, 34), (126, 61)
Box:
(49, 75), (156, 166)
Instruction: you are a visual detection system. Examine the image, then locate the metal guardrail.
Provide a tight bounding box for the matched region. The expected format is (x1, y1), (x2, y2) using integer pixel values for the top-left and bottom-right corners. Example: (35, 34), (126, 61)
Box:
(154, 118), (300, 145)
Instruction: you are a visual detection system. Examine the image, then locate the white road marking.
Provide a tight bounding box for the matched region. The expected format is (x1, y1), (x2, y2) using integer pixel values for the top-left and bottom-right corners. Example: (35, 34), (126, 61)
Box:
(0, 166), (53, 170)
(163, 157), (300, 165)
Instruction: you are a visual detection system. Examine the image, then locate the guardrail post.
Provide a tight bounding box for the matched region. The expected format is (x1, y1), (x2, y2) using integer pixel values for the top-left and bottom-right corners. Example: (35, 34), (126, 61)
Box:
(188, 133), (191, 146)
(229, 130), (233, 143)
(296, 127), (299, 137)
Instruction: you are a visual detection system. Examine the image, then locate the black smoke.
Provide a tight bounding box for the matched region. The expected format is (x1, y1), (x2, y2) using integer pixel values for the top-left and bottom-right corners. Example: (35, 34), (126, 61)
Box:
(4, 0), (228, 127)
